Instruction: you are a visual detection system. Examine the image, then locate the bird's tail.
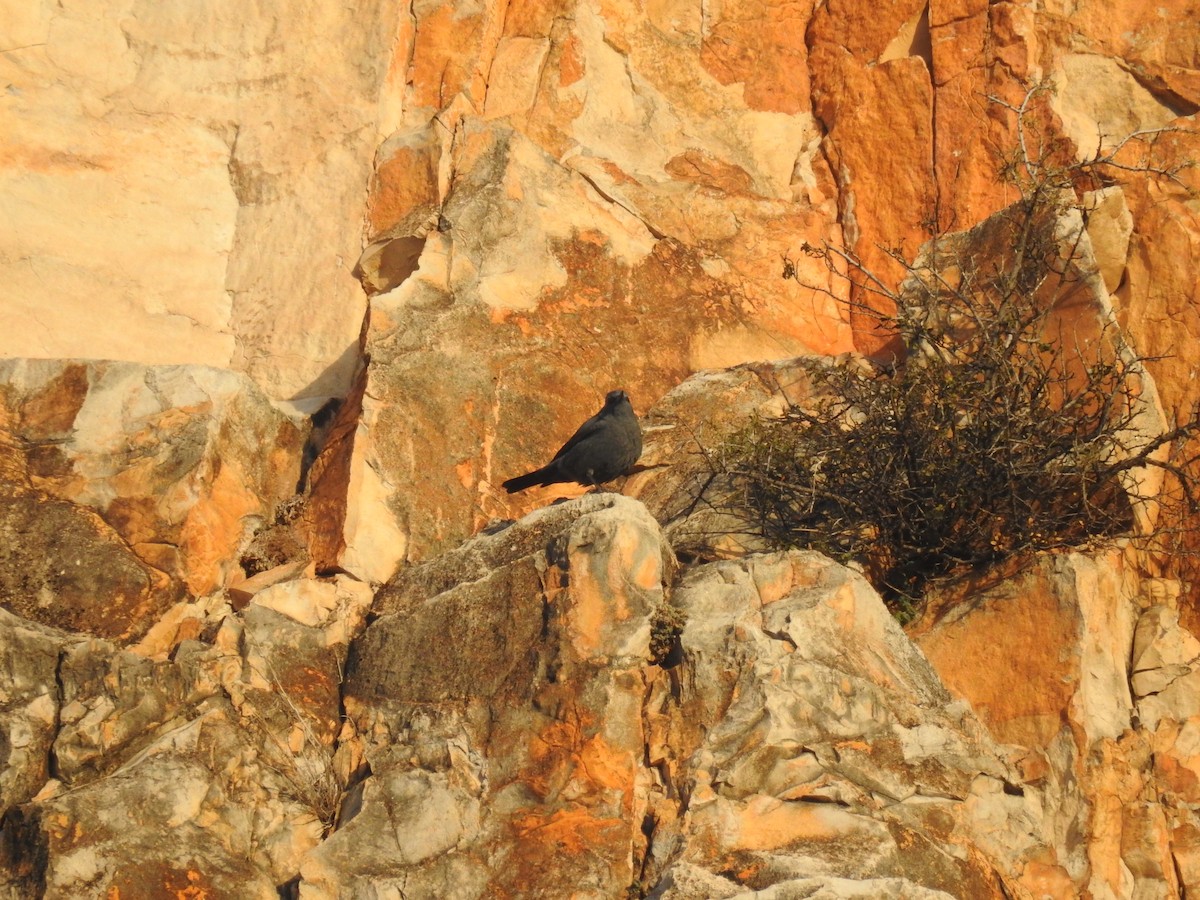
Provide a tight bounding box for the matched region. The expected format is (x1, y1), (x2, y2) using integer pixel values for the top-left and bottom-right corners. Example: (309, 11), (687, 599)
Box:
(502, 467), (550, 494)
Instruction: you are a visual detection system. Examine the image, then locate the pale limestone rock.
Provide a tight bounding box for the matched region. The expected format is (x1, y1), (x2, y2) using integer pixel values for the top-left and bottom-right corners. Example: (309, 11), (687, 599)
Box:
(317, 0), (862, 576)
(298, 770), (485, 899)
(250, 576), (373, 636)
(335, 426), (411, 583)
(0, 105), (238, 369)
(484, 36), (552, 120)
(0, 359), (304, 615)
(30, 708), (309, 899)
(7, 484), (1200, 897)
(648, 864), (741, 899)
(1084, 187), (1135, 295)
(0, 0), (400, 401)
(1132, 604), (1200, 706)
(226, 559), (309, 610)
(304, 498), (1053, 896)
(649, 550), (1050, 898)
(651, 867), (959, 899)
(307, 495), (669, 896)
(1054, 54), (1183, 158)
(131, 593), (228, 661)
(744, 879), (957, 900)
(353, 235), (428, 297)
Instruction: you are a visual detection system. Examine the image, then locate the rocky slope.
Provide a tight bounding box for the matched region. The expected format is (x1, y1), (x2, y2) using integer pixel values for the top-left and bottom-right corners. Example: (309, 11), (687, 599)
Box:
(4, 483), (1200, 897)
(2, 0), (1200, 896)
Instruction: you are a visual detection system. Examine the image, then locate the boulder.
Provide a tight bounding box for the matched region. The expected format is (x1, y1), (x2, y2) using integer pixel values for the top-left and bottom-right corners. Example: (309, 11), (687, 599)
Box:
(643, 550), (1061, 898)
(305, 494), (671, 897)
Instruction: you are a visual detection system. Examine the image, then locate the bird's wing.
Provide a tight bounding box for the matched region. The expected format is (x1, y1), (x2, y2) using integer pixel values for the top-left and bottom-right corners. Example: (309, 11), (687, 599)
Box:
(549, 409), (606, 461)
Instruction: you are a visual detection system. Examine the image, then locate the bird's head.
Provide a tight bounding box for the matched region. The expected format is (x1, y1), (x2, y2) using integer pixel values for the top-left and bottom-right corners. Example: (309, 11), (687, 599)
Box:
(605, 389), (630, 407)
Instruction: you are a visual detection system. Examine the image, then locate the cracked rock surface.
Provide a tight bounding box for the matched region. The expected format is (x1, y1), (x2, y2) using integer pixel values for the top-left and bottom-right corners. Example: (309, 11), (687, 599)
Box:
(3, 0), (1200, 896)
(3, 491), (1181, 899)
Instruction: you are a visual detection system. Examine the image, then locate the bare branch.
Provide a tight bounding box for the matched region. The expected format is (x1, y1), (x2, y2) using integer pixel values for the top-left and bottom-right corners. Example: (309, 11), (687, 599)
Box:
(708, 82), (1200, 613)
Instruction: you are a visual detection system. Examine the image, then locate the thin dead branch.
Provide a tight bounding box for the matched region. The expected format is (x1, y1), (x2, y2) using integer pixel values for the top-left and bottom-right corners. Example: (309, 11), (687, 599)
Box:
(709, 84), (1200, 617)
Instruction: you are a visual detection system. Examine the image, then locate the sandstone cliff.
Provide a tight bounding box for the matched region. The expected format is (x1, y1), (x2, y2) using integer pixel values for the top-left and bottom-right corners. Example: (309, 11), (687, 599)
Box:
(2, 0), (1200, 896)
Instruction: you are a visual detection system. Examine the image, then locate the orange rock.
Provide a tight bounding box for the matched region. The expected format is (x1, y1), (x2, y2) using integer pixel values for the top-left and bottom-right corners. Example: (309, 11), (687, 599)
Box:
(366, 139), (440, 240)
(0, 360), (304, 638)
(699, 0), (814, 115)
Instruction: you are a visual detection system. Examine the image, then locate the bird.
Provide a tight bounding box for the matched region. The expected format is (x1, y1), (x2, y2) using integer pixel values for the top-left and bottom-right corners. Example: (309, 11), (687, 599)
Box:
(502, 389), (643, 494)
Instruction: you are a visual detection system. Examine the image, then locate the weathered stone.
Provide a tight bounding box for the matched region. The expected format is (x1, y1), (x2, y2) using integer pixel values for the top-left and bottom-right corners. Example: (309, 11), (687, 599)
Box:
(226, 560), (309, 612)
(646, 550), (1052, 898)
(365, 133), (442, 241)
(12, 704), (315, 899)
(2, 0), (1200, 896)
(0, 359), (305, 620)
(914, 553), (1139, 752)
(0, 583), (363, 897)
(353, 234), (430, 296)
(1084, 187), (1135, 295)
(331, 106), (841, 577)
(249, 575), (372, 636)
(0, 0), (402, 402)
(317, 0), (869, 577)
(650, 869), (959, 900)
(0, 483), (181, 641)
(0, 610), (67, 818)
(912, 550), (1200, 898)
(808, 1), (935, 356)
(312, 494), (668, 897)
(645, 862), (741, 899)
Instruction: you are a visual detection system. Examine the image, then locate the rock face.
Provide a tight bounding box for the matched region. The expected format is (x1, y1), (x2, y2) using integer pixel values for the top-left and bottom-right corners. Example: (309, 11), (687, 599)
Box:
(316, 40), (1199, 585)
(0, 0), (400, 403)
(0, 359), (304, 640)
(10, 491), (1200, 897)
(4, 0), (1199, 586)
(3, 0), (1200, 896)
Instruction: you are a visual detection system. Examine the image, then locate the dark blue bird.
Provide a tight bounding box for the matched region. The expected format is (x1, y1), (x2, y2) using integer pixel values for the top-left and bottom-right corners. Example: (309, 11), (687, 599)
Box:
(503, 390), (642, 493)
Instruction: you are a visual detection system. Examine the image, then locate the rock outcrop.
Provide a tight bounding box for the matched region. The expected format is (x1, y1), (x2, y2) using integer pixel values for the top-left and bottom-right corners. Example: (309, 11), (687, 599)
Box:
(0, 496), (1054, 896)
(3, 0), (1200, 896)
(643, 549), (1053, 899)
(0, 575), (371, 897)
(0, 359), (303, 639)
(7, 487), (1200, 896)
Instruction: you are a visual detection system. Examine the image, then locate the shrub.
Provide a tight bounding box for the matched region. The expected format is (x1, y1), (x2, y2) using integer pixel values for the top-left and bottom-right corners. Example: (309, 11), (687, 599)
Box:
(716, 86), (1198, 614)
